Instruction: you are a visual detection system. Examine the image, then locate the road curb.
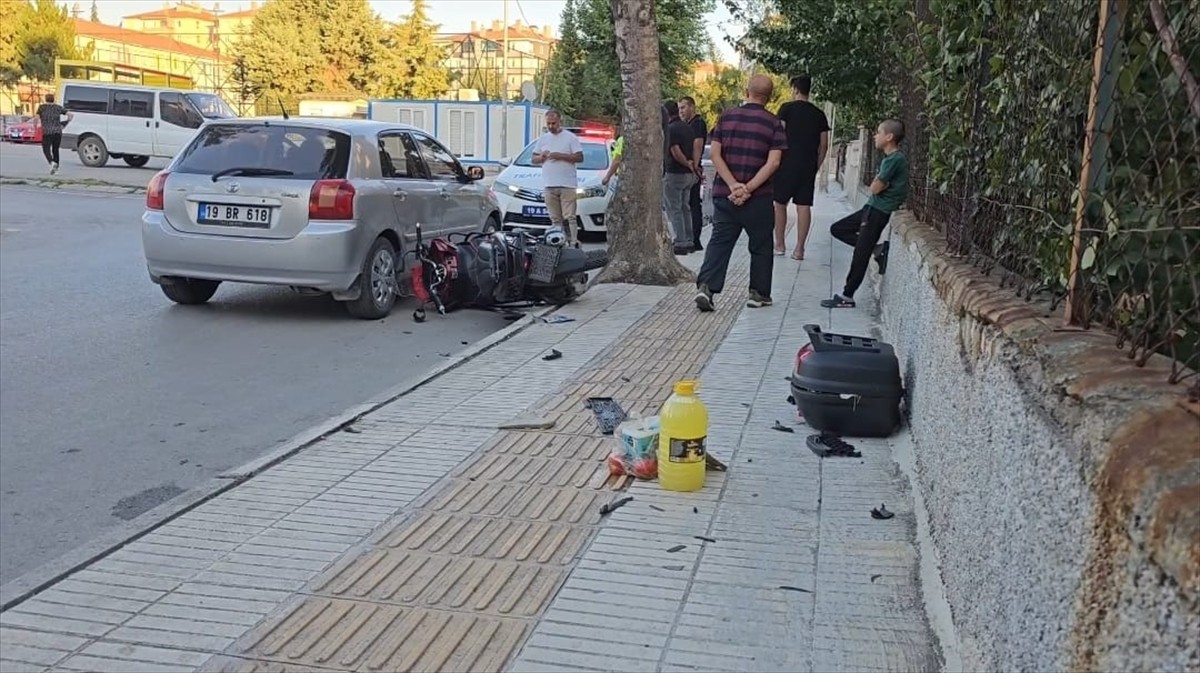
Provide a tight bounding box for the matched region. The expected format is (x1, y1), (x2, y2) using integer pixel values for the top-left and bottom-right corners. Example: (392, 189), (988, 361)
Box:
(0, 304), (556, 612)
(0, 175), (146, 193)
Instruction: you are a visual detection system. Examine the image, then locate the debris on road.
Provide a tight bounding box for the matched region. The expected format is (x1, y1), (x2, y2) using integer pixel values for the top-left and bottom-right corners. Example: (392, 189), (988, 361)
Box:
(498, 415), (557, 430)
(871, 504), (895, 520)
(778, 585), (812, 593)
(807, 433), (862, 458)
(343, 426), (362, 434)
(772, 420), (795, 433)
(585, 397), (627, 435)
(599, 496), (633, 516)
(543, 314), (575, 324)
(542, 349), (563, 361)
(666, 544), (687, 553)
(694, 535), (716, 543)
(663, 564), (686, 571)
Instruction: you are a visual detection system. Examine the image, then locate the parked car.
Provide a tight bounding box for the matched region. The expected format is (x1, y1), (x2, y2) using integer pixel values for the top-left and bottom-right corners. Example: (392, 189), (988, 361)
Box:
(141, 118), (500, 319)
(5, 116), (41, 144)
(492, 128), (614, 239)
(60, 82), (237, 168)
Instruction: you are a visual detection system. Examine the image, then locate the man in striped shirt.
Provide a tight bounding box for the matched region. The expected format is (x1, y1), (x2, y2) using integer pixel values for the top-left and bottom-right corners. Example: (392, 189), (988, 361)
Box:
(695, 75), (787, 312)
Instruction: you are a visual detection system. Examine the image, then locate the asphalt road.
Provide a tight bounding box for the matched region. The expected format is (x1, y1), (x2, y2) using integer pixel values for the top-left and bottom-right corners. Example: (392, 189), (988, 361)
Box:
(0, 140), (167, 188)
(0, 184), (522, 584)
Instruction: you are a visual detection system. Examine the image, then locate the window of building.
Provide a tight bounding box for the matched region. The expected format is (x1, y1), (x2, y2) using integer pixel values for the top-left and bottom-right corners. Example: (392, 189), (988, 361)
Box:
(445, 109), (478, 159)
(394, 108), (427, 130)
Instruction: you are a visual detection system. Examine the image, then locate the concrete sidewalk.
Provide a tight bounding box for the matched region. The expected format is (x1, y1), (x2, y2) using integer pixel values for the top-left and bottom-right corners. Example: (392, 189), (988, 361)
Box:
(0, 189), (944, 673)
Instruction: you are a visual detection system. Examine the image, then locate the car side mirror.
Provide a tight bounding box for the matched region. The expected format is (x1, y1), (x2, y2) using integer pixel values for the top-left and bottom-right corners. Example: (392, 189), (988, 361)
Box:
(466, 165), (485, 181)
(498, 156), (511, 167)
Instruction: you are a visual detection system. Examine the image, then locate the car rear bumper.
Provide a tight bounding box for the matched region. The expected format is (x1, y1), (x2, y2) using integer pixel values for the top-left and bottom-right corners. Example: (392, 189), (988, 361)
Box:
(141, 211), (367, 291)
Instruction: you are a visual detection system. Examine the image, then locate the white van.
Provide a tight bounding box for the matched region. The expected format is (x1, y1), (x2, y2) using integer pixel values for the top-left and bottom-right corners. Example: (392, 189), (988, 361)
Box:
(60, 83), (238, 168)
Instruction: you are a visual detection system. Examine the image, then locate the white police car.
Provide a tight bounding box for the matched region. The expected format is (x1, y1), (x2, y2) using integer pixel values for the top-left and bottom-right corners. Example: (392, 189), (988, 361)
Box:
(492, 128), (614, 239)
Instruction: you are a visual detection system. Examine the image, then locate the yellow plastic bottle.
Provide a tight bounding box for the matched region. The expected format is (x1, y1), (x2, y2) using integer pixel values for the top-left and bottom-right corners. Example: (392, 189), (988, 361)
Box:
(657, 380), (708, 492)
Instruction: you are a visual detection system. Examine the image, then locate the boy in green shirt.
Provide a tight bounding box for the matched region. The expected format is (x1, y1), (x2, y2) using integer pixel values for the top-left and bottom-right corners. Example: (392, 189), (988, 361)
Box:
(820, 119), (909, 308)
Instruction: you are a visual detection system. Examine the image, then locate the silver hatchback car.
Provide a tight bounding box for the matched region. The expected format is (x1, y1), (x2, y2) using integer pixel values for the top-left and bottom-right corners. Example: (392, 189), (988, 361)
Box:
(141, 118), (500, 319)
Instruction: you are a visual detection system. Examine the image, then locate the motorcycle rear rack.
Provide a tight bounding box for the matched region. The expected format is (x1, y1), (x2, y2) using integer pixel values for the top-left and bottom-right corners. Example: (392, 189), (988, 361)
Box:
(585, 397), (628, 435)
(528, 244), (562, 284)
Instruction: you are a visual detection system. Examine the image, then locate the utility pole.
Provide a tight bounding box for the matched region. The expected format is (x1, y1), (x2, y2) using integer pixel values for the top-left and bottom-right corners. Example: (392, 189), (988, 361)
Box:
(500, 0), (509, 157)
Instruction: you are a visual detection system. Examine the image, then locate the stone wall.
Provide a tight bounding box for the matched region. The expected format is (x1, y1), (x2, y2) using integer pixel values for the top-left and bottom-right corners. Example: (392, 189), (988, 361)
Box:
(867, 210), (1200, 672)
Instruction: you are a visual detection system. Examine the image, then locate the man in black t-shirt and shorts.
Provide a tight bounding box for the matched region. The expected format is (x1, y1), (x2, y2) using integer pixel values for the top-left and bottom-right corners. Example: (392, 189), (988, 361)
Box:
(773, 75), (830, 260)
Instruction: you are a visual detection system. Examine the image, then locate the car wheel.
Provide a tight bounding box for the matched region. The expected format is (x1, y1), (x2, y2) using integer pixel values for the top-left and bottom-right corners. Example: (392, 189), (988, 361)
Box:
(161, 278), (220, 305)
(78, 136), (109, 168)
(123, 155), (150, 168)
(345, 237), (398, 320)
(483, 213), (500, 234)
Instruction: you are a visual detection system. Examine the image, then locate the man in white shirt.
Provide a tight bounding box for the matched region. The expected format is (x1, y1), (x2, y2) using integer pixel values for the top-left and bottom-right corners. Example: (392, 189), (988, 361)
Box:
(532, 110), (584, 244)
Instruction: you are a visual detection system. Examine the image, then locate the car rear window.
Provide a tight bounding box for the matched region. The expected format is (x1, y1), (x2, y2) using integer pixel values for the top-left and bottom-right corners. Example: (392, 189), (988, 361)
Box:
(173, 124), (351, 179)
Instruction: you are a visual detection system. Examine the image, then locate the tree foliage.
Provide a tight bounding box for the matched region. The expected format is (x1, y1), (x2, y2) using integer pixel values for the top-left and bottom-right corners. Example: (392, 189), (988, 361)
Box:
(0, 2), (31, 86)
(3, 0), (82, 85)
(370, 0), (451, 99)
(231, 0), (450, 105)
(692, 66), (789, 126)
(733, 0), (904, 127)
(545, 0), (714, 121)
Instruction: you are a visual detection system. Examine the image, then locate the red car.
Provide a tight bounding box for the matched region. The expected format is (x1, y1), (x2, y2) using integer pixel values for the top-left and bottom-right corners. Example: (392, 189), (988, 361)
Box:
(5, 118), (42, 144)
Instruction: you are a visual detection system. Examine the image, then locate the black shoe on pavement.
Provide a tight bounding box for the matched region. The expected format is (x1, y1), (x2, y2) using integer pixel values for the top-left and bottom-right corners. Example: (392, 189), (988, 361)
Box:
(819, 294), (856, 309)
(695, 284), (714, 312)
(874, 241), (890, 275)
(746, 290), (773, 308)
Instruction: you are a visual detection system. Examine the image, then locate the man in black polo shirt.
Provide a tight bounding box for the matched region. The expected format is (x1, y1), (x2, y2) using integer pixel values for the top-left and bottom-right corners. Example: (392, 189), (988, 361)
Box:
(679, 96), (707, 250)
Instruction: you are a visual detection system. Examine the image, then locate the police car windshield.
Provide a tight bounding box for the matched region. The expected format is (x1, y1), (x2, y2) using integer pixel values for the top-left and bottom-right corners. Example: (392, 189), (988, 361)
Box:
(514, 140), (610, 171)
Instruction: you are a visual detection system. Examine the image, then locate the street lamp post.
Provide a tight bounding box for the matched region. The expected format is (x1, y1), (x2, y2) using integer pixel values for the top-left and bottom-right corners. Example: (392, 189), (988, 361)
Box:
(500, 0), (509, 158)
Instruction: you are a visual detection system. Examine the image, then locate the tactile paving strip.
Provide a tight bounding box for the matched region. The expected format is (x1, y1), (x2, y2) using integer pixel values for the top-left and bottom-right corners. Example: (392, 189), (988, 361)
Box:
(220, 269), (749, 673)
(225, 597), (526, 673)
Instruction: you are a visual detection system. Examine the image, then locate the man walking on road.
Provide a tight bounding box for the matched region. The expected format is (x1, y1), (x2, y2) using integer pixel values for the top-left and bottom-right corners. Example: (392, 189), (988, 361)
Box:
(663, 101), (697, 255)
(773, 75), (830, 259)
(679, 96), (708, 251)
(35, 94), (72, 175)
(694, 75), (787, 312)
(532, 110), (584, 245)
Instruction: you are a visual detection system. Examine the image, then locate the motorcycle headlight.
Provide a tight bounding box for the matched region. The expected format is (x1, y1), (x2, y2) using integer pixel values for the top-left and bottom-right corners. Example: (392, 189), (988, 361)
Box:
(576, 186), (607, 199)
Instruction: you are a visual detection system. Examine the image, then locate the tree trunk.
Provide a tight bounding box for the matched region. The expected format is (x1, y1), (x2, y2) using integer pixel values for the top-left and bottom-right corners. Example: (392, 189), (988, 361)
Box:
(595, 0), (694, 286)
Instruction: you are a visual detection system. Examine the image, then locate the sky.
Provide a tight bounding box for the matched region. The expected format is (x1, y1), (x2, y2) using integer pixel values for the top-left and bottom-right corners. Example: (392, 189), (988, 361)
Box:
(72, 0), (744, 64)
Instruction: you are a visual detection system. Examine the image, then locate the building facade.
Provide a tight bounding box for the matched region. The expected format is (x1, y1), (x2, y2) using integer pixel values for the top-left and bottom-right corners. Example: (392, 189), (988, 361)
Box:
(72, 19), (227, 92)
(119, 1), (261, 55)
(437, 21), (556, 102)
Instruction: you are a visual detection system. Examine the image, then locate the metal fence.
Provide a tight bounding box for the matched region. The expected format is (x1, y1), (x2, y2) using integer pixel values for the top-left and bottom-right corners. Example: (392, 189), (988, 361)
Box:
(867, 0), (1198, 384)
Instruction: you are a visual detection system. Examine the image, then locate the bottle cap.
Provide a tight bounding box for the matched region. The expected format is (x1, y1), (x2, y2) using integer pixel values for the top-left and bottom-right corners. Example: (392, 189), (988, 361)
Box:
(674, 379), (698, 396)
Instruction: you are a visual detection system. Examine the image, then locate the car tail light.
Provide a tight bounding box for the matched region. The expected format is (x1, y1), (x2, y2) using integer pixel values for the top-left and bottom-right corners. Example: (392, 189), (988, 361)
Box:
(795, 344), (815, 372)
(146, 171), (169, 210)
(308, 180), (355, 220)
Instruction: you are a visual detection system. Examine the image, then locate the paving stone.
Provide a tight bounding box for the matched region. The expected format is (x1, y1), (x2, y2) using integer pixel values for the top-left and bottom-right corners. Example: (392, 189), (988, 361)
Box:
(229, 597), (526, 672)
